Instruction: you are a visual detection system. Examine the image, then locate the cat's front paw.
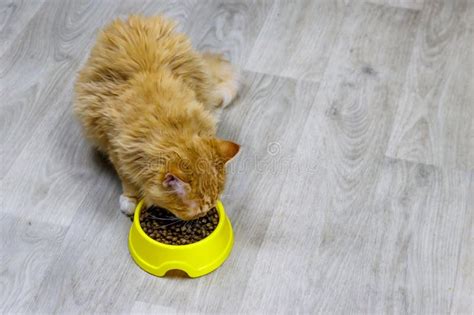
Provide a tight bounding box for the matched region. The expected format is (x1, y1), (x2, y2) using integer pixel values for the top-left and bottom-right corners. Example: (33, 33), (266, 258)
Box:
(119, 194), (137, 217)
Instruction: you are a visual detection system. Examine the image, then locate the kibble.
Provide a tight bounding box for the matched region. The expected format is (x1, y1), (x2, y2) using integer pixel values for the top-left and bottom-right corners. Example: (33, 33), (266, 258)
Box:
(139, 206), (219, 245)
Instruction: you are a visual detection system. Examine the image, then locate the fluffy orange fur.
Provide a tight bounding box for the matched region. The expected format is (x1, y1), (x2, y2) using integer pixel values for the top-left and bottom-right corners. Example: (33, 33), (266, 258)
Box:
(74, 15), (240, 220)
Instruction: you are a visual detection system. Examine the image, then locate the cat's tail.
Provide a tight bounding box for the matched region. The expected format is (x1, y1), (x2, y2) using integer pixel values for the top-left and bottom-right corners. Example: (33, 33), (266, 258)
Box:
(202, 53), (239, 108)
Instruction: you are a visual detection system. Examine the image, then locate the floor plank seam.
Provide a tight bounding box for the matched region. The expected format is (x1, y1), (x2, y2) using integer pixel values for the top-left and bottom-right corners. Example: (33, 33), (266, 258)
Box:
(384, 153), (474, 175)
(364, 1), (423, 13)
(239, 67), (321, 85)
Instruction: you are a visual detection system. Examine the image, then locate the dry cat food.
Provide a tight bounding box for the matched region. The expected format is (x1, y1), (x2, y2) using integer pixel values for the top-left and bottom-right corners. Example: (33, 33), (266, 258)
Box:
(139, 206), (219, 245)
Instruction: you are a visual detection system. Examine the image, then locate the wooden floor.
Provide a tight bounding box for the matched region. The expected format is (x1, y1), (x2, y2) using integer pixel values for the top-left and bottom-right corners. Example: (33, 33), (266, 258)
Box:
(1, 0), (472, 313)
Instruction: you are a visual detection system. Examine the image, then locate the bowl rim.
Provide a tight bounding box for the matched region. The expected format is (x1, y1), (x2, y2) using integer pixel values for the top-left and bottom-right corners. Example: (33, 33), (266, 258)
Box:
(133, 200), (226, 249)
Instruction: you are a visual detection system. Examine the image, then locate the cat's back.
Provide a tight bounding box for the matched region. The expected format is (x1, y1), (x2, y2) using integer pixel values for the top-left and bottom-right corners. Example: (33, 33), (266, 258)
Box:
(74, 16), (214, 150)
(78, 15), (196, 83)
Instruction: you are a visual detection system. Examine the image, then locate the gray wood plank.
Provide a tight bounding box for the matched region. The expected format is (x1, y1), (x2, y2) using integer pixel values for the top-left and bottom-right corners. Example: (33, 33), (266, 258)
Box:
(1, 0), (473, 313)
(184, 0), (271, 66)
(366, 161), (472, 314)
(366, 0), (424, 10)
(29, 174), (142, 314)
(386, 0), (474, 170)
(0, 0), (120, 179)
(0, 0), (45, 56)
(245, 0), (347, 82)
(240, 3), (421, 313)
(0, 0), (123, 225)
(450, 174), (474, 314)
(114, 0), (196, 29)
(0, 214), (66, 313)
(0, 102), (111, 226)
(135, 71), (319, 313)
(129, 301), (177, 314)
(240, 156), (472, 313)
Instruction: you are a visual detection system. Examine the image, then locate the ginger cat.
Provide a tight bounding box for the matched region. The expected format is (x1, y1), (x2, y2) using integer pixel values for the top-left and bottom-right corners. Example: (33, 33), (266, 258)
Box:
(74, 16), (240, 220)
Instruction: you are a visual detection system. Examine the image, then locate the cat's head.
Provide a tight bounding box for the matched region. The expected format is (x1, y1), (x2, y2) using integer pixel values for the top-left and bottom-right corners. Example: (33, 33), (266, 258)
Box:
(143, 136), (240, 220)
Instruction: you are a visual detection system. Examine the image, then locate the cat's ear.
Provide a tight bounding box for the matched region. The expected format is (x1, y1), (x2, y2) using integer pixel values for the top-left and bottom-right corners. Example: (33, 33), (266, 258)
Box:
(215, 139), (240, 164)
(162, 173), (189, 197)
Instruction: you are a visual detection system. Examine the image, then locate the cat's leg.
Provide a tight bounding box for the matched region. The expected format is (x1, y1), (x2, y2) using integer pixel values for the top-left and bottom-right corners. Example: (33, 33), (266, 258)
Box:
(119, 180), (139, 217)
(109, 154), (140, 216)
(202, 53), (239, 108)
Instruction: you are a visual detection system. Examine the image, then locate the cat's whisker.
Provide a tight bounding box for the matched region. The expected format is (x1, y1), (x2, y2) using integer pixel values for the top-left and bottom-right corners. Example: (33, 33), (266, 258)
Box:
(148, 214), (179, 221)
(158, 219), (184, 229)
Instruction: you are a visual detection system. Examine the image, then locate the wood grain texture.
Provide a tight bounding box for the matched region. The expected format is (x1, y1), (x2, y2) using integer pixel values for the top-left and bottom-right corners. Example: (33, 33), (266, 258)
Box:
(366, 161), (472, 314)
(450, 175), (474, 314)
(386, 0), (474, 170)
(184, 0), (271, 66)
(0, 103), (111, 226)
(366, 0), (424, 10)
(0, 0), (45, 56)
(0, 0), (473, 313)
(0, 214), (66, 313)
(30, 174), (141, 314)
(0, 0), (119, 179)
(241, 157), (472, 314)
(245, 0), (346, 82)
(0, 0), (122, 225)
(130, 301), (177, 314)
(239, 3), (422, 313)
(114, 0), (196, 30)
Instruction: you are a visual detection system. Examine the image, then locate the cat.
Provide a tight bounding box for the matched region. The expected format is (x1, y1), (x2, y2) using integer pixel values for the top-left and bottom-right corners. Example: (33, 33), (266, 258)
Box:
(74, 15), (240, 220)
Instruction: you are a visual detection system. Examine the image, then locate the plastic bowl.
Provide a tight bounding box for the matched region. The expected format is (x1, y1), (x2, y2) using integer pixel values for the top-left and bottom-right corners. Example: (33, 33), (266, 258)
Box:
(128, 200), (234, 278)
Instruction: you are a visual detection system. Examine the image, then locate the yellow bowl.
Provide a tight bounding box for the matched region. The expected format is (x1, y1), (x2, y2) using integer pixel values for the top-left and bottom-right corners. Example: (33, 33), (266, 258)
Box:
(128, 200), (234, 278)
